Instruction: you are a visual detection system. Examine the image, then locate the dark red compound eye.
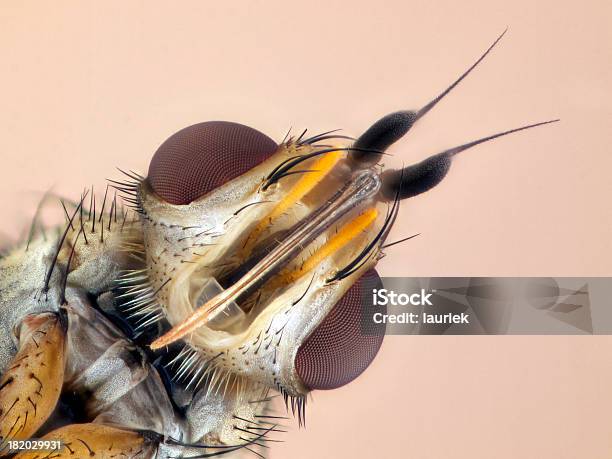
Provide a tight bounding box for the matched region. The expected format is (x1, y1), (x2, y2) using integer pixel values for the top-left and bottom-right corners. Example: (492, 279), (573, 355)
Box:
(148, 121), (278, 205)
(295, 270), (386, 390)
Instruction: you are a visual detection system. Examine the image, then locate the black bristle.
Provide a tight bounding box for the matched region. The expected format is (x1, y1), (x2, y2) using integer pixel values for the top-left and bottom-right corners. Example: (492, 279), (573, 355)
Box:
(60, 200), (75, 231)
(43, 192), (87, 293)
(60, 228), (82, 305)
(79, 191), (88, 245)
(264, 146), (382, 190)
(91, 195), (96, 233)
(25, 190), (52, 251)
(88, 186), (94, 221)
(415, 28), (508, 123)
(98, 185), (109, 224)
(381, 233), (420, 249)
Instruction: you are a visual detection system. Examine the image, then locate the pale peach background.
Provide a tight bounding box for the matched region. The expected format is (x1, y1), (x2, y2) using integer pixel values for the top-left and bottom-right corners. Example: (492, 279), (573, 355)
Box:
(1, 1), (611, 458)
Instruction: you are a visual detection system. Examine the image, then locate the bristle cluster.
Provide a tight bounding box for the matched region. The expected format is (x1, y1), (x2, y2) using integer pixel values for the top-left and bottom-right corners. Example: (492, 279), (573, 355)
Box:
(232, 411), (288, 456)
(41, 191), (88, 294)
(108, 169), (146, 215)
(166, 344), (261, 399)
(30, 184), (139, 307)
(84, 184), (127, 242)
(165, 343), (305, 430)
(262, 145), (380, 191)
(115, 268), (164, 330)
(276, 383), (307, 427)
(166, 401), (283, 458)
(285, 127), (354, 147)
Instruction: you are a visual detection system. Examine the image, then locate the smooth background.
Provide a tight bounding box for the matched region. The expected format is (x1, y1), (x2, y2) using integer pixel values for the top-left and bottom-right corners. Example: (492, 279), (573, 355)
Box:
(1, 2), (611, 458)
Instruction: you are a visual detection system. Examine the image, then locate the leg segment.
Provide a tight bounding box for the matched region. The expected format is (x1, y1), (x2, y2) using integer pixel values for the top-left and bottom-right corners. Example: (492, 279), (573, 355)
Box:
(12, 423), (158, 459)
(0, 312), (66, 454)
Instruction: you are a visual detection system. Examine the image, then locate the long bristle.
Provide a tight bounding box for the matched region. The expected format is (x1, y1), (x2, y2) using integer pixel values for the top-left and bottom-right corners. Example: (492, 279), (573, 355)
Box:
(43, 191), (88, 292)
(415, 28), (508, 122)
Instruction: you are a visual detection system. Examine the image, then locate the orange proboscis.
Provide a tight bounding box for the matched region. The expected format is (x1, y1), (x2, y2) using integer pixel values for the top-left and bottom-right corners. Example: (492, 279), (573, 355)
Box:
(150, 295), (223, 349)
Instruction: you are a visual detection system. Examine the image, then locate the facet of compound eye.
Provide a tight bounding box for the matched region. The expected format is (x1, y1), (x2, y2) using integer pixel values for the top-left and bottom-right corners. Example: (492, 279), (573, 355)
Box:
(148, 121), (278, 205)
(295, 269), (386, 390)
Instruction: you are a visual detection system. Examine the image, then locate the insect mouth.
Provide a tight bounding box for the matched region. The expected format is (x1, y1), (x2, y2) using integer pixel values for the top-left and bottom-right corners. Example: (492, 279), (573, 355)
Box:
(150, 169), (382, 349)
(140, 28), (559, 357)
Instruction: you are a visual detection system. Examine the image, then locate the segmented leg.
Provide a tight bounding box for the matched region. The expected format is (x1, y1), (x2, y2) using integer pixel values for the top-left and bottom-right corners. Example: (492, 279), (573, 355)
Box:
(0, 312), (65, 454)
(13, 423), (158, 459)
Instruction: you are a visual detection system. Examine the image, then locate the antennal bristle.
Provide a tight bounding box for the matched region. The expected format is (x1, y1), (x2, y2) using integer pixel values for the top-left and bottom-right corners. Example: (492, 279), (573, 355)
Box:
(415, 28), (508, 121)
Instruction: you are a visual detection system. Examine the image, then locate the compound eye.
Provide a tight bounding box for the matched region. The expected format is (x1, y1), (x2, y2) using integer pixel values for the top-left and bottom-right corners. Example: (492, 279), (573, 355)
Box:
(148, 121), (278, 205)
(295, 270), (386, 390)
